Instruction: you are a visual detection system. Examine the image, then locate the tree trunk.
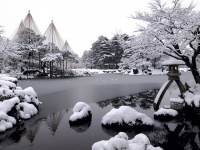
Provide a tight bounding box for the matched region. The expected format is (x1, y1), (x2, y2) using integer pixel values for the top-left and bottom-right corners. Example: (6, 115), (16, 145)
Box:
(191, 69), (200, 84)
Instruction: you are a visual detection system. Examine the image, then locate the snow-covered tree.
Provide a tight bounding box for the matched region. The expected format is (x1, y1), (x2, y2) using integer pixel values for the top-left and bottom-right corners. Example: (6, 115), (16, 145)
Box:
(130, 0), (200, 83)
(0, 31), (23, 71)
(110, 34), (126, 68)
(91, 36), (115, 69)
(81, 50), (94, 68)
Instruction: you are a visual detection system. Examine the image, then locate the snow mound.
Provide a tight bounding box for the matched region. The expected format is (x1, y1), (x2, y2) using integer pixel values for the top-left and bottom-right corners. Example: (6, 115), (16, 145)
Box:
(154, 108), (178, 117)
(92, 132), (163, 150)
(0, 111), (16, 132)
(69, 102), (92, 122)
(0, 75), (41, 132)
(16, 102), (38, 119)
(23, 87), (41, 105)
(0, 80), (16, 90)
(0, 97), (20, 113)
(102, 106), (153, 127)
(0, 77), (18, 84)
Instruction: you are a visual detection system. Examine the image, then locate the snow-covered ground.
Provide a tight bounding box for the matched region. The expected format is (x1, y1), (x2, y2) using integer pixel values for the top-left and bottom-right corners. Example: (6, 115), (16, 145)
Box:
(0, 74), (41, 132)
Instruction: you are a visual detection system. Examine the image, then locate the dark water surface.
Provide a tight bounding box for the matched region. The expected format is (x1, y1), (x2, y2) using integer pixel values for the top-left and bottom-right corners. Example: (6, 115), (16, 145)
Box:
(0, 73), (198, 150)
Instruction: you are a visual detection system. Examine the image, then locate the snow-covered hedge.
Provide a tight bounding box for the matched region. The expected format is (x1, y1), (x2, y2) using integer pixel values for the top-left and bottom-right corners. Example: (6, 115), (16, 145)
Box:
(92, 132), (163, 150)
(102, 106), (153, 128)
(69, 102), (92, 123)
(0, 75), (42, 132)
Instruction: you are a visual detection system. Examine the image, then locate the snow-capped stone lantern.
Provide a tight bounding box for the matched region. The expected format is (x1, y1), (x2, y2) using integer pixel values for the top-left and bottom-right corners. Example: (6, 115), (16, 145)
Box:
(153, 59), (186, 110)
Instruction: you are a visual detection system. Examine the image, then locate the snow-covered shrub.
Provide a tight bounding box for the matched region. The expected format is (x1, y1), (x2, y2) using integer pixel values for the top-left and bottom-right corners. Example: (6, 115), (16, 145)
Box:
(0, 89), (15, 101)
(0, 76), (41, 132)
(69, 102), (92, 123)
(23, 87), (41, 106)
(14, 90), (25, 101)
(101, 106), (153, 128)
(92, 132), (163, 150)
(0, 76), (18, 85)
(184, 80), (200, 108)
(0, 111), (17, 132)
(16, 102), (38, 119)
(0, 80), (16, 90)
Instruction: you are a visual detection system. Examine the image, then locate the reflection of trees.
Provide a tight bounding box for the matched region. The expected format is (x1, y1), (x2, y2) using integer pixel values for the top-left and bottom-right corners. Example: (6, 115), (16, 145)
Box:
(26, 121), (41, 143)
(97, 89), (158, 109)
(149, 120), (200, 150)
(46, 110), (67, 135)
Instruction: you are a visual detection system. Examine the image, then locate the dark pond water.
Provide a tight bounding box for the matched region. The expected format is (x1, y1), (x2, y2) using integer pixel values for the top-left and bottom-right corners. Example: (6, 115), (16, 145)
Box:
(0, 73), (199, 150)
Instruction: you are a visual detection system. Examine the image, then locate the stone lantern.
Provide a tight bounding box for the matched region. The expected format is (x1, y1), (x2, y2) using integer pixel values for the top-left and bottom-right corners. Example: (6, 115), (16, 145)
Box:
(153, 59), (186, 110)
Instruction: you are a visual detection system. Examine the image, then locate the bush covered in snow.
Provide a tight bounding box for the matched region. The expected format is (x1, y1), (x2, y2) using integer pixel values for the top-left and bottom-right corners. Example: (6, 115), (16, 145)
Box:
(69, 102), (92, 124)
(0, 75), (41, 132)
(92, 132), (163, 150)
(102, 106), (153, 128)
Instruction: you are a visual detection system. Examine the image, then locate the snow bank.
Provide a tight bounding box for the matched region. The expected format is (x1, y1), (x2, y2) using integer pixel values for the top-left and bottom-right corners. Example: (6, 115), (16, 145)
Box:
(102, 106), (153, 127)
(69, 102), (92, 122)
(16, 102), (38, 119)
(154, 108), (178, 117)
(92, 132), (163, 150)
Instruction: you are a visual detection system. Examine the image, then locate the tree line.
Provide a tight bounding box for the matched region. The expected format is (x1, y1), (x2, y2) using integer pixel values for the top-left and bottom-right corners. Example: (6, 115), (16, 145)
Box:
(82, 0), (200, 84)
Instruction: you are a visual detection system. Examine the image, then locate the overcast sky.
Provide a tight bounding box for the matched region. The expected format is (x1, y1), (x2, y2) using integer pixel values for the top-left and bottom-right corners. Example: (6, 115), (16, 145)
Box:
(1, 0), (200, 57)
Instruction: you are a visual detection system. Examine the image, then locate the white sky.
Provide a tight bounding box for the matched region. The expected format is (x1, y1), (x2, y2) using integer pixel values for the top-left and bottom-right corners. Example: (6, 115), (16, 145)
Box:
(1, 0), (200, 57)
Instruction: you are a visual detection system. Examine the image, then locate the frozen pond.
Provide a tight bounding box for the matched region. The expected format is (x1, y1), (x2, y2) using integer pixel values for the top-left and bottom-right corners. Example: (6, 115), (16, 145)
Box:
(0, 73), (198, 150)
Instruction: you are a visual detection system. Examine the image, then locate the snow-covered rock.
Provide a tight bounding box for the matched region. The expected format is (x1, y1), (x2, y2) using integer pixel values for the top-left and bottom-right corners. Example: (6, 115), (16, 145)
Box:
(154, 108), (178, 117)
(69, 102), (92, 122)
(92, 132), (163, 150)
(102, 106), (153, 127)
(16, 102), (38, 119)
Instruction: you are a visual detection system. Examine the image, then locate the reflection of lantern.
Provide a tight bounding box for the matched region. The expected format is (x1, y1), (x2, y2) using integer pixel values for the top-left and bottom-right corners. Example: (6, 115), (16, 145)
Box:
(154, 59), (186, 110)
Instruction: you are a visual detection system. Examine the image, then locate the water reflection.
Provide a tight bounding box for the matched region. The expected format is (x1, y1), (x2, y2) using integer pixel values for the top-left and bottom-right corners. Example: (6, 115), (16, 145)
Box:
(46, 110), (67, 135)
(69, 118), (92, 133)
(26, 122), (41, 143)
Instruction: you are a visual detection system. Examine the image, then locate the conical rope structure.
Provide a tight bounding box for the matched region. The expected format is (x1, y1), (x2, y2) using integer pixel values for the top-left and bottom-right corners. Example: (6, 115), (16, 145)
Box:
(10, 10), (41, 40)
(62, 40), (73, 53)
(23, 10), (41, 35)
(10, 20), (25, 41)
(43, 20), (64, 51)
